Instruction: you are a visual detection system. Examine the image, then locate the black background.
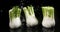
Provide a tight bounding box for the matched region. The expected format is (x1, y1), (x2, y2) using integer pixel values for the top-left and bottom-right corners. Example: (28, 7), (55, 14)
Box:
(0, 0), (60, 32)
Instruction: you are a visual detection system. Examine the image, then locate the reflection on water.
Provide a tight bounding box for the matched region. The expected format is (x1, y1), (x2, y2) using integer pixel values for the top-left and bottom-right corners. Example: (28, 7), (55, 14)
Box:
(42, 27), (55, 32)
(10, 27), (55, 32)
(10, 28), (22, 32)
(27, 27), (39, 32)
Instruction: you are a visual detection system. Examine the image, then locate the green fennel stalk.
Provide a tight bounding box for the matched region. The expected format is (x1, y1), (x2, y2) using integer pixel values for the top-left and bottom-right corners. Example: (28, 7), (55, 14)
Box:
(9, 6), (21, 20)
(42, 6), (54, 19)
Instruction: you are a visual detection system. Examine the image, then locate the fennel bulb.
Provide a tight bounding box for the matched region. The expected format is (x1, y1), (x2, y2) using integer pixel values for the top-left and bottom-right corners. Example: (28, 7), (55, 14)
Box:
(9, 6), (22, 29)
(23, 6), (38, 27)
(42, 6), (55, 28)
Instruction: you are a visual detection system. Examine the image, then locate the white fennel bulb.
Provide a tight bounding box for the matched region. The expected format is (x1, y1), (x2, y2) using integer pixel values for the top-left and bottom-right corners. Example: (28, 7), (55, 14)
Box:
(42, 17), (55, 28)
(9, 6), (22, 29)
(26, 15), (38, 27)
(23, 6), (38, 27)
(9, 17), (21, 29)
(42, 6), (55, 28)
